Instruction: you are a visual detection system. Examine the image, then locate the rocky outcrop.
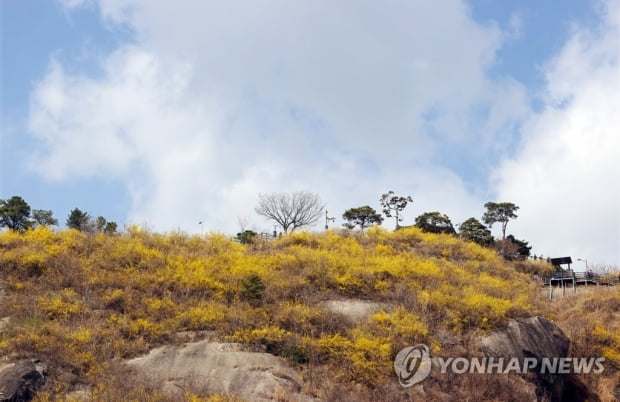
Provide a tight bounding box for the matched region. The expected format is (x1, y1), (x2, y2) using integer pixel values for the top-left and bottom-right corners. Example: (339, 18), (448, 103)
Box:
(126, 341), (313, 401)
(323, 299), (385, 322)
(480, 316), (569, 360)
(479, 316), (589, 401)
(0, 360), (47, 402)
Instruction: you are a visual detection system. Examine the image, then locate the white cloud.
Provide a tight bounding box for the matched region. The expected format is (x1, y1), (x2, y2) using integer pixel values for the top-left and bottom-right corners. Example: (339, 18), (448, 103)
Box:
(29, 48), (202, 180)
(493, 0), (620, 266)
(507, 12), (523, 40)
(56, 0), (94, 10)
(28, 0), (543, 240)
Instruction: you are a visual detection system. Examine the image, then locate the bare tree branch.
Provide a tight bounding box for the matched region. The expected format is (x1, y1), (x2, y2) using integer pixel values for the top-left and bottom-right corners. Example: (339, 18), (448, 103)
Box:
(255, 192), (324, 233)
(237, 216), (250, 232)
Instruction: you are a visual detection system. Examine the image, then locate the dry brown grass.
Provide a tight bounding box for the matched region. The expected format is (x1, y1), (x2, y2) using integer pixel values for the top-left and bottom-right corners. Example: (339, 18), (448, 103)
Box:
(0, 226), (617, 400)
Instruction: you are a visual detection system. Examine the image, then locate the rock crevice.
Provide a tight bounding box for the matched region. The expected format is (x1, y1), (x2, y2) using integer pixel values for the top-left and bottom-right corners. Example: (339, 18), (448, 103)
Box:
(480, 316), (590, 402)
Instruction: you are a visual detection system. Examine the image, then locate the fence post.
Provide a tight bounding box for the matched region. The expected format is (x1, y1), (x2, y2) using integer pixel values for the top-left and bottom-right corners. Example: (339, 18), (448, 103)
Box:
(562, 272), (565, 297)
(549, 281), (553, 300)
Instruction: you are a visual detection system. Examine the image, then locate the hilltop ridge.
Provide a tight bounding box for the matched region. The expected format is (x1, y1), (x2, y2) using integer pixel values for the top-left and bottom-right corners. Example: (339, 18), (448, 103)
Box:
(0, 226), (618, 400)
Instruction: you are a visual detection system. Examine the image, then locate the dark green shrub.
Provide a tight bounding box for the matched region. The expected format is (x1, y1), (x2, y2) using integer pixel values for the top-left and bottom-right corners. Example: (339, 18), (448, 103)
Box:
(236, 230), (257, 244)
(282, 344), (309, 364)
(241, 273), (265, 300)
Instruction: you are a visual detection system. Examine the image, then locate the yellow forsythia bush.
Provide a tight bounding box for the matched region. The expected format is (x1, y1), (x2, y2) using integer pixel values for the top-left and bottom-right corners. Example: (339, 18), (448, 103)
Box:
(0, 225), (545, 397)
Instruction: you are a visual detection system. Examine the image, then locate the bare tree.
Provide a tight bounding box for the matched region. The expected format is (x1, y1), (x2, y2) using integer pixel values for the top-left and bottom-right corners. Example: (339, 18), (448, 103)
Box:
(255, 192), (324, 234)
(237, 216), (251, 232)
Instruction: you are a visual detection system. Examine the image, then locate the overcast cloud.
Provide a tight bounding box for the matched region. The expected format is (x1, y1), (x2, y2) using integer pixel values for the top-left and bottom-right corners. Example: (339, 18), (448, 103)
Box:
(25, 0), (619, 265)
(494, 0), (620, 265)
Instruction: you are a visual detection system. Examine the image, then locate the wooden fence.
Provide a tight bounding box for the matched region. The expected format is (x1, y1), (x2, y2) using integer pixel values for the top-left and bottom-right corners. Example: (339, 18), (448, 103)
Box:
(541, 270), (618, 299)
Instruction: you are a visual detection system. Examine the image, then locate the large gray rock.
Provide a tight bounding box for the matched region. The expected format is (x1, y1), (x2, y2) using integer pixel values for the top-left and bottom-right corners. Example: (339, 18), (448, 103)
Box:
(126, 341), (313, 401)
(480, 316), (569, 360)
(0, 360), (47, 402)
(323, 299), (385, 322)
(479, 316), (586, 401)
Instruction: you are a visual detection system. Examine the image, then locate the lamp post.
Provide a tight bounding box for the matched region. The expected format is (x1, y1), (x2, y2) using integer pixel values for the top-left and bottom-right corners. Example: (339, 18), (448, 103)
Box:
(578, 258), (592, 285)
(325, 210), (336, 230)
(199, 219), (206, 236)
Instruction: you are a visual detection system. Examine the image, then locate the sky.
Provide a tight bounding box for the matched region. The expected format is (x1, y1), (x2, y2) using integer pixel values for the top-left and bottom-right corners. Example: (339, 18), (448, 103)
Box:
(1, 0), (619, 267)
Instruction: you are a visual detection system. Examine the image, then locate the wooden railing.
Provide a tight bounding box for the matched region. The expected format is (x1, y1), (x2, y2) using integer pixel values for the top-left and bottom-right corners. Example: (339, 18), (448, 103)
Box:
(541, 270), (618, 299)
(544, 271), (619, 286)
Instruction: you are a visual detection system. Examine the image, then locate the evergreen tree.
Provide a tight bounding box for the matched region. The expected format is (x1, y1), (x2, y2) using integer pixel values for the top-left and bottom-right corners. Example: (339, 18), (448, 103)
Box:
(414, 211), (456, 234)
(32, 209), (58, 227)
(0, 196), (32, 232)
(482, 202), (519, 240)
(379, 191), (413, 229)
(96, 216), (107, 232)
(506, 235), (532, 258)
(342, 206), (383, 231)
(66, 208), (91, 232)
(458, 217), (493, 246)
(104, 221), (118, 234)
(236, 230), (258, 244)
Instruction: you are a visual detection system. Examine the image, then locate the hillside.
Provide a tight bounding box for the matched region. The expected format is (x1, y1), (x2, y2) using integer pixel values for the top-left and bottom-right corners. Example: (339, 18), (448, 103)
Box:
(0, 226), (618, 401)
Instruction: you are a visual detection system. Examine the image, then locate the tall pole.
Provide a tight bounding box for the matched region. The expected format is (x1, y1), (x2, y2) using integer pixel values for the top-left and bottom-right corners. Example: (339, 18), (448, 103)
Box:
(325, 210), (335, 230)
(578, 258), (589, 286)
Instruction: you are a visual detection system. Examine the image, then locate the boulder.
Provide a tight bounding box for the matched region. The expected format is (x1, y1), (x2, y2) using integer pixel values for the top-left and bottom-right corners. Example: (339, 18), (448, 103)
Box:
(0, 360), (47, 402)
(479, 316), (584, 401)
(480, 316), (569, 359)
(126, 341), (313, 401)
(322, 299), (385, 322)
